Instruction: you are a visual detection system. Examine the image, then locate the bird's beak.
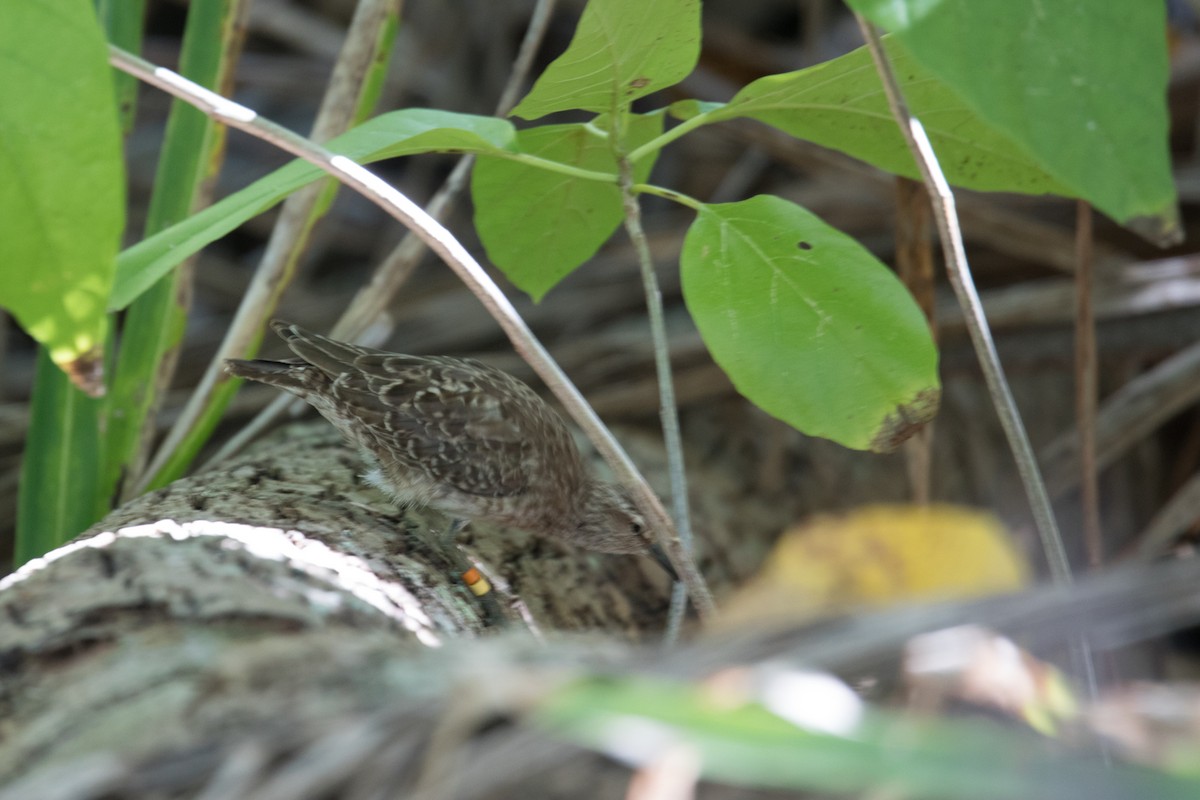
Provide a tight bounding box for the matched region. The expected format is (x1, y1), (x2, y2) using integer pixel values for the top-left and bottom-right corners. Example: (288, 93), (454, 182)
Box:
(649, 544), (679, 581)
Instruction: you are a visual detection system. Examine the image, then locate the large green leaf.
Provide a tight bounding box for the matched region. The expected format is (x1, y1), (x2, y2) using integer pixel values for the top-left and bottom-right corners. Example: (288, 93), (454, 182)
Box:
(848, 0), (1176, 240)
(110, 109), (516, 310)
(0, 0), (124, 393)
(512, 0), (700, 119)
(472, 113), (663, 300)
(681, 196), (938, 452)
(671, 36), (1069, 197)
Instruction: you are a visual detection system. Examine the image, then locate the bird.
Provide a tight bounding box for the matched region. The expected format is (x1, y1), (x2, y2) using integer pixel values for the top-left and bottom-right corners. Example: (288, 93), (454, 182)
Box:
(225, 320), (670, 573)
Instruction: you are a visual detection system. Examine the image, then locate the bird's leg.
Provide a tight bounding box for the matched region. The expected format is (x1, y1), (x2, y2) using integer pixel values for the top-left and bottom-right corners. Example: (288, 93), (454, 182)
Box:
(441, 517), (469, 548)
(438, 518), (483, 592)
(434, 517), (507, 626)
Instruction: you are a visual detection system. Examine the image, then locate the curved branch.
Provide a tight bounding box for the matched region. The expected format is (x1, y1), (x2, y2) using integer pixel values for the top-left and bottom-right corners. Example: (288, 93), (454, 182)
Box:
(107, 44), (717, 620)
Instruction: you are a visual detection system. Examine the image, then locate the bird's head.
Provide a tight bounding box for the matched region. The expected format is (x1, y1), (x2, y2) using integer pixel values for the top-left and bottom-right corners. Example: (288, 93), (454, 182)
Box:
(573, 482), (677, 579)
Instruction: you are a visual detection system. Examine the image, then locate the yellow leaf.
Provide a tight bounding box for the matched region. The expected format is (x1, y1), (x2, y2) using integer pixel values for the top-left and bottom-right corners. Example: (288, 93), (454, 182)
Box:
(718, 505), (1029, 628)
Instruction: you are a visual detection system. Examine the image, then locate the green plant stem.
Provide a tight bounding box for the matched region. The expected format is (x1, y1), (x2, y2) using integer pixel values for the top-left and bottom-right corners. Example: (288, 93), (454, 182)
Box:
(633, 183), (704, 211)
(107, 44), (717, 620)
(474, 152), (708, 215)
(16, 350), (105, 565)
(618, 155), (697, 640)
(502, 151), (617, 183)
(627, 110), (715, 163)
(492, 151), (709, 205)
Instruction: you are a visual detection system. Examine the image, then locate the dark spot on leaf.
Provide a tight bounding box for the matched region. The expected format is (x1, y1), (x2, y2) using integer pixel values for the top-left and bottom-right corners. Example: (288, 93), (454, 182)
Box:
(629, 77), (651, 90)
(62, 345), (106, 397)
(869, 387), (940, 453)
(798, 241), (813, 250)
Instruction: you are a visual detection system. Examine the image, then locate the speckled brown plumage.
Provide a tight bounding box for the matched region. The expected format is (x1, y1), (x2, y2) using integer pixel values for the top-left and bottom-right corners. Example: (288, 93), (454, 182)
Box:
(226, 321), (657, 557)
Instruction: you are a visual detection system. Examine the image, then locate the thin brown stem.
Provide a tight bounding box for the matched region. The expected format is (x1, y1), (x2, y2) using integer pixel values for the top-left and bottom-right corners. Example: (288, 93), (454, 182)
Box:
(1076, 200), (1102, 568)
(854, 18), (1071, 586)
(855, 15), (1097, 704)
(894, 177), (936, 504)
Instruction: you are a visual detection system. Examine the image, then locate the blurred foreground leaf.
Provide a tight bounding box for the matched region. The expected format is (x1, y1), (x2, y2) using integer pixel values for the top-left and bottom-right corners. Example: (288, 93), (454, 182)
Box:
(719, 505), (1028, 630)
(542, 676), (1198, 799)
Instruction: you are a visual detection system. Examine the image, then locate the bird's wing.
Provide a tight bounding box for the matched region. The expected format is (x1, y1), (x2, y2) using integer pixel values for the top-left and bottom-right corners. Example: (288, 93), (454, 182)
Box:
(272, 321), (547, 497)
(333, 354), (536, 497)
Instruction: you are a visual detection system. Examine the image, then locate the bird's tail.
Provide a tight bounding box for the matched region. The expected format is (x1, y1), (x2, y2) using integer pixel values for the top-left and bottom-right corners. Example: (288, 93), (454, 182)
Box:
(224, 357), (311, 394)
(270, 319), (375, 376)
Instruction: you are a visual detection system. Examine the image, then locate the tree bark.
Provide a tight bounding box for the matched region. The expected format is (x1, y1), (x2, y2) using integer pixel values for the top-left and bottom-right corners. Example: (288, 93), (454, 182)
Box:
(0, 419), (772, 796)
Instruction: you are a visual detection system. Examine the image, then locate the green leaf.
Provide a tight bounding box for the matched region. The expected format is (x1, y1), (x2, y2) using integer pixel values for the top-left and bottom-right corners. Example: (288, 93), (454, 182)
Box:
(542, 676), (1200, 799)
(96, 0), (147, 133)
(0, 0), (124, 393)
(472, 113), (663, 300)
(110, 109), (516, 310)
(684, 36), (1070, 197)
(511, 0), (700, 119)
(681, 196), (938, 452)
(847, 0), (1176, 240)
(17, 349), (107, 565)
